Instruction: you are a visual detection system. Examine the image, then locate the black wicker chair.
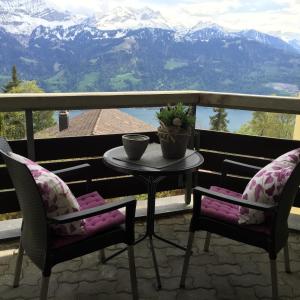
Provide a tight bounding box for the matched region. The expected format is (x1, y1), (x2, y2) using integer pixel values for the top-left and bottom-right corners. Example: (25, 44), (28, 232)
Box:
(0, 138), (138, 300)
(180, 159), (300, 300)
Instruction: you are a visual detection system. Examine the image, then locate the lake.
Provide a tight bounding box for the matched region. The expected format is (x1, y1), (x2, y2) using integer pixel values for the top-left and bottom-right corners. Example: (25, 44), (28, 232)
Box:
(120, 107), (252, 132)
(55, 107), (253, 132)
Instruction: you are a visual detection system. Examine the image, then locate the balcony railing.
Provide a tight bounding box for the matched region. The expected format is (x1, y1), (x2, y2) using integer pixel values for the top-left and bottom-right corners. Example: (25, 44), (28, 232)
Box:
(0, 90), (300, 217)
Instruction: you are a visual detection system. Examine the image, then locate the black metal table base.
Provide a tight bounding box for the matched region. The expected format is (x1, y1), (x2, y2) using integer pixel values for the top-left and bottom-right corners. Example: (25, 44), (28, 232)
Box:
(103, 226), (187, 290)
(103, 146), (204, 289)
(102, 174), (188, 289)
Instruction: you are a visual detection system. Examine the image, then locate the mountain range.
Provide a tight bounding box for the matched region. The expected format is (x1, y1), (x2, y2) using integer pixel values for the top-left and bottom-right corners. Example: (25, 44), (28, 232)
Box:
(0, 0), (299, 95)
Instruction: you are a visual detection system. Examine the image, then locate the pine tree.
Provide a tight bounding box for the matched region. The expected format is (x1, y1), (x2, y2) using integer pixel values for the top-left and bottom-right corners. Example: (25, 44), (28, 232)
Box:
(2, 65), (21, 93)
(209, 108), (229, 131)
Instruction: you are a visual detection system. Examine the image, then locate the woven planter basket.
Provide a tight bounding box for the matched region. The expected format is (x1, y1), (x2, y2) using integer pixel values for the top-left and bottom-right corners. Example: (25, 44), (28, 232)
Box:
(157, 126), (191, 159)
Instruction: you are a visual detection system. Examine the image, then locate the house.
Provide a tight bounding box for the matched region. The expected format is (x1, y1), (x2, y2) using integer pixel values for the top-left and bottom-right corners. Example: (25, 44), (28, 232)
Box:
(35, 109), (155, 138)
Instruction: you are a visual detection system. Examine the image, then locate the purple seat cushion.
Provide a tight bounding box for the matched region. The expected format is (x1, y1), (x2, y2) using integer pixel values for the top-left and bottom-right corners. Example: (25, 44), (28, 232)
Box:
(52, 191), (125, 248)
(200, 186), (271, 234)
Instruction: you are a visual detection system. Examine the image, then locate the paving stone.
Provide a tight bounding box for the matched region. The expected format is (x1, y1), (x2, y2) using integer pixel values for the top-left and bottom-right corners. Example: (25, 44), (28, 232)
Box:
(229, 245), (264, 254)
(177, 288), (217, 300)
(156, 290), (177, 300)
(249, 253), (269, 263)
(229, 274), (270, 287)
(206, 264), (242, 275)
(153, 239), (177, 250)
(158, 226), (179, 240)
(157, 216), (185, 225)
(281, 272), (300, 296)
(239, 261), (262, 275)
(0, 283), (40, 299)
(235, 286), (256, 299)
(54, 282), (78, 299)
(52, 259), (81, 273)
(189, 253), (219, 266)
(160, 276), (182, 291)
(208, 236), (240, 247)
(211, 275), (236, 299)
(78, 280), (116, 295)
(135, 278), (158, 298)
(47, 275), (60, 298)
(254, 284), (292, 299)
(21, 263), (41, 286)
(0, 274), (14, 286)
(168, 256), (185, 277)
(135, 257), (154, 269)
(77, 293), (105, 300)
(0, 264), (8, 273)
(181, 265), (211, 289)
(173, 225), (189, 233)
(0, 213), (299, 299)
(116, 268), (137, 293)
(59, 268), (115, 284)
(213, 246), (237, 265)
(100, 293), (133, 300)
(139, 266), (172, 279)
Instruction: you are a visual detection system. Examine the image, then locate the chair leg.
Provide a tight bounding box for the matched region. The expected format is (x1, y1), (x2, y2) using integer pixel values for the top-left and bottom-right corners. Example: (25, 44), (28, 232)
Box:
(270, 258), (278, 300)
(99, 249), (106, 264)
(13, 242), (24, 288)
(40, 275), (50, 300)
(204, 232), (211, 252)
(127, 246), (139, 300)
(180, 232), (195, 288)
(283, 244), (291, 273)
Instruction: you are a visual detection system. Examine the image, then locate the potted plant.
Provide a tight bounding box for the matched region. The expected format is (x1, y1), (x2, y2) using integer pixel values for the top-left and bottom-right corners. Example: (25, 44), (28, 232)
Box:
(156, 103), (195, 159)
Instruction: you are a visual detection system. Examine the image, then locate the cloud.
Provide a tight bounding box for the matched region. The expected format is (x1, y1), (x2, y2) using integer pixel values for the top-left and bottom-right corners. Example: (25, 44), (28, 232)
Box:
(48, 0), (109, 15)
(46, 0), (300, 37)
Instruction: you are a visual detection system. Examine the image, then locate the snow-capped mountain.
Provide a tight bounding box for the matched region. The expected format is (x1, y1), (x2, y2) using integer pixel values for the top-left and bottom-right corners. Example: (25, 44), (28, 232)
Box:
(31, 24), (129, 42)
(0, 0), (84, 37)
(86, 6), (171, 31)
(0, 0), (298, 53)
(238, 30), (295, 52)
(187, 21), (232, 41)
(288, 39), (300, 52)
(190, 21), (225, 33)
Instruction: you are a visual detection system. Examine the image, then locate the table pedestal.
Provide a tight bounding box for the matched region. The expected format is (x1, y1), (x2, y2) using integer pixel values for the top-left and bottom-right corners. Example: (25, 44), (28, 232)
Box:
(104, 174), (188, 289)
(135, 175), (189, 288)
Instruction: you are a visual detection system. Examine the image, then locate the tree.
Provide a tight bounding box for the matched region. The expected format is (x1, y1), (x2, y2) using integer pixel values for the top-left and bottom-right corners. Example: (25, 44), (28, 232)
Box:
(2, 65), (21, 93)
(238, 111), (295, 139)
(0, 80), (56, 140)
(209, 108), (229, 131)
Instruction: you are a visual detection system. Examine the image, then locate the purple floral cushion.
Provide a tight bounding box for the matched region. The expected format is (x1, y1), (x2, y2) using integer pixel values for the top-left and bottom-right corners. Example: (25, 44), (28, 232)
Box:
(239, 148), (300, 224)
(10, 152), (85, 236)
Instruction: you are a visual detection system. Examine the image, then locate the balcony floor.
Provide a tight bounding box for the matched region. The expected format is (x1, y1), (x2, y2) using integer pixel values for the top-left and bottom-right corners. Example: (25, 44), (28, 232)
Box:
(0, 213), (300, 299)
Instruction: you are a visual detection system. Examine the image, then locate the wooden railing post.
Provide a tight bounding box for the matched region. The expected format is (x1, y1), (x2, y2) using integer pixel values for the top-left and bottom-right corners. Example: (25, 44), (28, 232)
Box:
(25, 109), (35, 160)
(184, 104), (197, 205)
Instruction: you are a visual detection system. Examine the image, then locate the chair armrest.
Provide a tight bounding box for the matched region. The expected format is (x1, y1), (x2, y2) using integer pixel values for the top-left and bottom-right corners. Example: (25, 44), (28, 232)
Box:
(53, 163), (91, 180)
(48, 197), (136, 224)
(222, 159), (262, 178)
(193, 186), (277, 212)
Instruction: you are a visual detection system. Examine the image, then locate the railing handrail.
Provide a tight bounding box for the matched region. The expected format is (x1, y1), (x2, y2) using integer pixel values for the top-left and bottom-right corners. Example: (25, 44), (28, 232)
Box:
(0, 90), (299, 114)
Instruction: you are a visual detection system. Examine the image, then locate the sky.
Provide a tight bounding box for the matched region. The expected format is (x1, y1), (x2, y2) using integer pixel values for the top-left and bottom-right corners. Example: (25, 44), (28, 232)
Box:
(48, 0), (300, 38)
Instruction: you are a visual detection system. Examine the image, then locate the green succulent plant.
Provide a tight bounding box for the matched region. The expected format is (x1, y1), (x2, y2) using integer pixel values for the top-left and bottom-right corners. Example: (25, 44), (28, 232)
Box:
(156, 103), (195, 130)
